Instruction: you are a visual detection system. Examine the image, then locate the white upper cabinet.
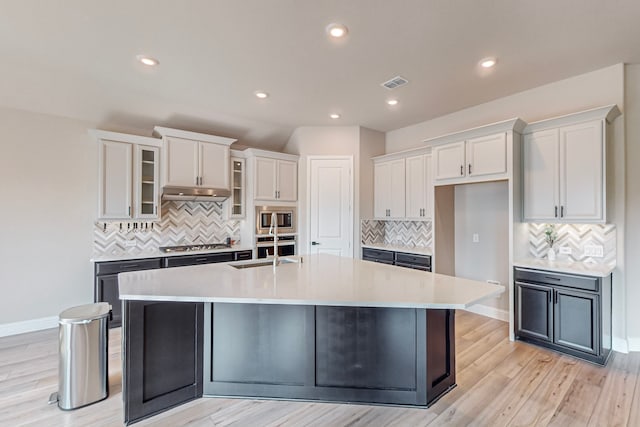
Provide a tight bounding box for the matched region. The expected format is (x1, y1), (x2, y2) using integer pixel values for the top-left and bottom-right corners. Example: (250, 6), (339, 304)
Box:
(92, 130), (162, 220)
(405, 154), (432, 219)
(374, 158), (406, 219)
(154, 127), (236, 189)
(434, 141), (465, 181)
(523, 129), (559, 221)
(246, 149), (299, 202)
(99, 139), (132, 219)
(164, 137), (199, 187)
(466, 133), (507, 177)
(433, 133), (507, 183)
(523, 105), (620, 223)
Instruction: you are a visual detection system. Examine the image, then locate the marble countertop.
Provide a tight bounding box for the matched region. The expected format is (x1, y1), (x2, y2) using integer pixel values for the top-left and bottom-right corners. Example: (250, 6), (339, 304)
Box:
(119, 253), (502, 309)
(91, 245), (254, 263)
(513, 257), (615, 278)
(361, 243), (433, 256)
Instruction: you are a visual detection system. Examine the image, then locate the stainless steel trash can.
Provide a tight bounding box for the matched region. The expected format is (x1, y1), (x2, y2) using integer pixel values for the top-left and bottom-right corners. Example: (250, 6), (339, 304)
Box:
(51, 302), (111, 410)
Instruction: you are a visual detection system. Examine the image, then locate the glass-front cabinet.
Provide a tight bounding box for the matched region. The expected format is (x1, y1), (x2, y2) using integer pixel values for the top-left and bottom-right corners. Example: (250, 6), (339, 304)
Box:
(136, 145), (160, 219)
(230, 157), (245, 218)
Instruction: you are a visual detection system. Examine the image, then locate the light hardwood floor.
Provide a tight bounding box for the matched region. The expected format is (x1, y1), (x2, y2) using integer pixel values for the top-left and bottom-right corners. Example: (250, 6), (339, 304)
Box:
(1, 310), (639, 426)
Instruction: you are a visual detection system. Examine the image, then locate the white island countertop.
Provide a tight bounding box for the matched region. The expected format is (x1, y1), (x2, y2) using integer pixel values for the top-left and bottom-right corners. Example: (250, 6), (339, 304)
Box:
(119, 254), (503, 309)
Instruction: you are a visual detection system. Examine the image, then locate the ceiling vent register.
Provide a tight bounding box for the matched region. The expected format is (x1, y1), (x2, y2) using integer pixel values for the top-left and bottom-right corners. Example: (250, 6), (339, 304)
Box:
(381, 75), (409, 90)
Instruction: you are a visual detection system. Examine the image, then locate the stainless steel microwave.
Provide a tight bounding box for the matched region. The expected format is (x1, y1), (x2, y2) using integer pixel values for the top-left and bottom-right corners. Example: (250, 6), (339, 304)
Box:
(255, 206), (296, 235)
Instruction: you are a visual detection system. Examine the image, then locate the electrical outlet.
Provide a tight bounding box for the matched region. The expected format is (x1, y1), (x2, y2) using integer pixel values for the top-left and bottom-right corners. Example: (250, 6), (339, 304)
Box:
(125, 240), (136, 247)
(584, 244), (604, 258)
(472, 233), (479, 243)
(559, 246), (572, 255)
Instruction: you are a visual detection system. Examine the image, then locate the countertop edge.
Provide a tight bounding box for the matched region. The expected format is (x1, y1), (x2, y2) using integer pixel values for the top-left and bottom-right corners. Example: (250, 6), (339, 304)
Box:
(513, 258), (615, 278)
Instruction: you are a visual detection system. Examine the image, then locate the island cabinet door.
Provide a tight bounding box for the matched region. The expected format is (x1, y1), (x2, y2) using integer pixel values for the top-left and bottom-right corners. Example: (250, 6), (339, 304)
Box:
(123, 301), (204, 425)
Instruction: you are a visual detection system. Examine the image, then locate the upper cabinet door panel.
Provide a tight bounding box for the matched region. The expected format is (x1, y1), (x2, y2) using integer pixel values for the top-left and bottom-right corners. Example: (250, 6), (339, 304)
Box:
(389, 159), (406, 218)
(374, 162), (390, 218)
(200, 142), (230, 189)
(434, 142), (465, 181)
(99, 140), (132, 219)
(165, 137), (199, 187)
(560, 120), (603, 221)
(254, 157), (277, 200)
(466, 133), (507, 177)
(277, 160), (297, 201)
(523, 129), (560, 221)
(405, 155), (426, 219)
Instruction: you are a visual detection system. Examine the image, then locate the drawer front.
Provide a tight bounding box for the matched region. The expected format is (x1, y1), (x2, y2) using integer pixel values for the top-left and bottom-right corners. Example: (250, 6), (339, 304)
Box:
(515, 268), (599, 292)
(164, 252), (234, 268)
(234, 250), (253, 261)
(362, 248), (394, 262)
(96, 258), (162, 275)
(395, 261), (430, 272)
(395, 252), (431, 268)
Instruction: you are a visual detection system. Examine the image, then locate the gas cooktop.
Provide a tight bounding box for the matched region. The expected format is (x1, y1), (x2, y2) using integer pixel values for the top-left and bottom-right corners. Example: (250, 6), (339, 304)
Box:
(159, 243), (231, 253)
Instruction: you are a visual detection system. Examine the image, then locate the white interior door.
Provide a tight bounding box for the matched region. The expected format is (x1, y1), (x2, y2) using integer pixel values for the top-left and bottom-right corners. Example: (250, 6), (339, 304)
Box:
(309, 158), (353, 257)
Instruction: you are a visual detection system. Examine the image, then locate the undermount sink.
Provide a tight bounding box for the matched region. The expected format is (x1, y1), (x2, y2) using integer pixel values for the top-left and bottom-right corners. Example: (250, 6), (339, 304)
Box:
(229, 258), (300, 269)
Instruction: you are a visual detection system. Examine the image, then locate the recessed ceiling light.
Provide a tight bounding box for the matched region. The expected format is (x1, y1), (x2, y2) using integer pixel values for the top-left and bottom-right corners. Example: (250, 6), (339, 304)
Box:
(326, 23), (348, 38)
(136, 55), (159, 66)
(254, 91), (269, 99)
(387, 99), (399, 106)
(480, 57), (497, 68)
(329, 113), (341, 119)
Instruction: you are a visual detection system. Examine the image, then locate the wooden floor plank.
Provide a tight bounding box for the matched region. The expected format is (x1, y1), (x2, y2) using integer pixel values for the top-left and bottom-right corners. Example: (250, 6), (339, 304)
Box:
(586, 351), (640, 427)
(1, 311), (639, 427)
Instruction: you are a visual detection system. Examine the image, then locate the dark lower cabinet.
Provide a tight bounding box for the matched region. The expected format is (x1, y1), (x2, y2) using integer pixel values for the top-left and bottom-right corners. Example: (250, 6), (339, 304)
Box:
(514, 267), (611, 365)
(362, 248), (432, 271)
(203, 303), (454, 406)
(123, 301), (204, 425)
(95, 251), (252, 328)
(95, 258), (163, 328)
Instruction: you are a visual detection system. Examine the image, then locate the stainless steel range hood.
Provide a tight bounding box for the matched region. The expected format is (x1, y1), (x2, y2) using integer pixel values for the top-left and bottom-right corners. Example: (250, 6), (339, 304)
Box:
(161, 186), (231, 202)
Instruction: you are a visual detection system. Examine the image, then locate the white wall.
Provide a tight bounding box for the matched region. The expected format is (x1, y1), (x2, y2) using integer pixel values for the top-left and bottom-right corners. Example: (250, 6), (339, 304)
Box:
(454, 181), (510, 316)
(625, 64), (640, 349)
(0, 107), (97, 330)
(386, 64), (627, 347)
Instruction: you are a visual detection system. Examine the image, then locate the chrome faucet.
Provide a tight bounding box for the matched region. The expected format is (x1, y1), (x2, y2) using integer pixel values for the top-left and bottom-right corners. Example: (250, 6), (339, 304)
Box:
(268, 212), (279, 267)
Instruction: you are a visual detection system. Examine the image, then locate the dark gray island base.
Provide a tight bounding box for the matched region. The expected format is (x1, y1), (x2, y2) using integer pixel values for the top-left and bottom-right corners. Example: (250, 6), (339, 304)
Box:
(122, 301), (455, 425)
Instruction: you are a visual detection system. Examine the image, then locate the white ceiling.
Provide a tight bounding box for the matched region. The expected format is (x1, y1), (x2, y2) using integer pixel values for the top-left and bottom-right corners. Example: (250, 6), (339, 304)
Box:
(1, 0), (639, 150)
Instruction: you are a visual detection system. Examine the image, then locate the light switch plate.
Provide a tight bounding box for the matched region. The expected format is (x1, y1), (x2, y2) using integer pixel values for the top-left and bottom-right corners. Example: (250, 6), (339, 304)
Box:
(472, 233), (479, 243)
(584, 244), (604, 258)
(559, 246), (572, 255)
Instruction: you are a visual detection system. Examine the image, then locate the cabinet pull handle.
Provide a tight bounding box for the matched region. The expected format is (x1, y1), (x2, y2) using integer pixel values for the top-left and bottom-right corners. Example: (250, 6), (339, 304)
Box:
(469, 164), (472, 175)
(154, 206), (157, 215)
(460, 165), (464, 175)
(554, 291), (558, 304)
(548, 291), (552, 303)
(122, 264), (140, 269)
(561, 206), (564, 218)
(195, 258), (208, 262)
(545, 276), (561, 281)
(554, 206), (558, 217)
(128, 206), (131, 216)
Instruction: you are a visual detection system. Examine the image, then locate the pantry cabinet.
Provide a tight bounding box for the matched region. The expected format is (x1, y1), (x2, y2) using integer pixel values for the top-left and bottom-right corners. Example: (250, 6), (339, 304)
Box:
(523, 105), (620, 223)
(433, 133), (507, 183)
(93, 130), (162, 220)
(246, 149), (299, 202)
(153, 127), (236, 190)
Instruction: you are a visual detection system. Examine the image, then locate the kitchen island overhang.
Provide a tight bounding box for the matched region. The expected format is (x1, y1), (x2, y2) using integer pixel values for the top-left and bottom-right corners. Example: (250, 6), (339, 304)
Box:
(119, 254), (503, 425)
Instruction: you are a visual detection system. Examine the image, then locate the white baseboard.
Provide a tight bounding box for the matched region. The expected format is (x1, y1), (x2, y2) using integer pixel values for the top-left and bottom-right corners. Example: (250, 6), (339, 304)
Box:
(0, 316), (58, 338)
(465, 304), (509, 322)
(626, 337), (640, 352)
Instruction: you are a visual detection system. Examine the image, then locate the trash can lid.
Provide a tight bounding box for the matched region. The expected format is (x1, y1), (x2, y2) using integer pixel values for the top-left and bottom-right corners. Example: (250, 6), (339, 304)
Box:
(59, 303), (111, 324)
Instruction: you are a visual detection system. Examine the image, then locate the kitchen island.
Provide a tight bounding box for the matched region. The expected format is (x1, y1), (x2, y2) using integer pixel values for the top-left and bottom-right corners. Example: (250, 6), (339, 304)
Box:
(118, 254), (503, 425)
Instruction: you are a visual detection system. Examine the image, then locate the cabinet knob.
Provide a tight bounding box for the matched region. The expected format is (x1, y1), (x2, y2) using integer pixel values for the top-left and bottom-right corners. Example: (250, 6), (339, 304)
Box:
(469, 164), (472, 175)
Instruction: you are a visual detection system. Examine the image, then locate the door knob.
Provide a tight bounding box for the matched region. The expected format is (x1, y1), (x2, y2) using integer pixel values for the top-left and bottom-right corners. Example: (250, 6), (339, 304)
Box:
(311, 241), (320, 245)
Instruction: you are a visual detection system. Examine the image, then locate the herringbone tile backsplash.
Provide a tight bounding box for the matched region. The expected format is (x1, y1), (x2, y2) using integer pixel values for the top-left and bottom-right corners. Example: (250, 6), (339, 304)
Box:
(361, 220), (433, 248)
(93, 201), (240, 256)
(528, 223), (616, 266)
